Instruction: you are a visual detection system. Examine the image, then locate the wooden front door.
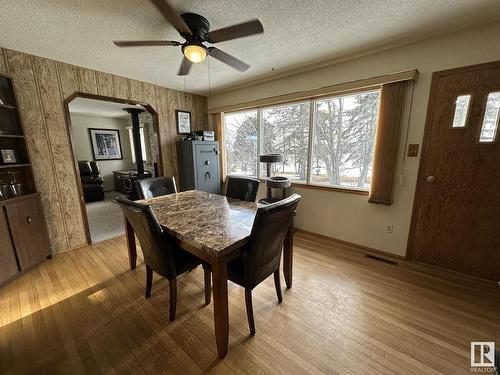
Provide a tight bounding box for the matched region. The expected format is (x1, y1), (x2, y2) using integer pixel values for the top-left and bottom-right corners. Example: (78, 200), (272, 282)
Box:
(408, 61), (500, 280)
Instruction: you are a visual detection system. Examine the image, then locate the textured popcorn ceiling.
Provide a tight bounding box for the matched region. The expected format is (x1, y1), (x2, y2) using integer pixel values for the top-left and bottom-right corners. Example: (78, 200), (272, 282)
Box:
(1, 0), (500, 95)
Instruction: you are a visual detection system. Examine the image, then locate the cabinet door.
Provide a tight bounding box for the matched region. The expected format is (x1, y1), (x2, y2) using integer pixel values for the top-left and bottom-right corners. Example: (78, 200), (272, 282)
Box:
(195, 143), (220, 194)
(5, 196), (50, 270)
(0, 207), (20, 283)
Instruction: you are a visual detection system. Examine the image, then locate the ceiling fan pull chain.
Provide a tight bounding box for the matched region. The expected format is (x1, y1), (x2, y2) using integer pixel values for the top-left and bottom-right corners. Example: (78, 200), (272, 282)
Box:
(208, 57), (211, 97)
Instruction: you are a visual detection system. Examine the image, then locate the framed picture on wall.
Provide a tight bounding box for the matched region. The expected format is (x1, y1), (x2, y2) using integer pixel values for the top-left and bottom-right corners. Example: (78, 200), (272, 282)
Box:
(89, 128), (123, 160)
(0, 149), (18, 164)
(176, 110), (192, 134)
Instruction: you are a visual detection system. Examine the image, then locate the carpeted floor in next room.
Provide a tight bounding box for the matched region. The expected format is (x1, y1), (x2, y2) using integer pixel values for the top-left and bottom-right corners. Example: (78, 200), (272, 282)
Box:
(85, 191), (125, 243)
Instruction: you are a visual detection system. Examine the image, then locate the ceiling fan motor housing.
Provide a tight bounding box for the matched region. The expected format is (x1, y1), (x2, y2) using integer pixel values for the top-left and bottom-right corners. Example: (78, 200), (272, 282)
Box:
(180, 13), (210, 41)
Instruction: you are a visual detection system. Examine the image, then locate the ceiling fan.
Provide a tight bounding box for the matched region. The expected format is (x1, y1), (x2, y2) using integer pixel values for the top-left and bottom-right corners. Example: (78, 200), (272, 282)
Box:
(113, 0), (264, 76)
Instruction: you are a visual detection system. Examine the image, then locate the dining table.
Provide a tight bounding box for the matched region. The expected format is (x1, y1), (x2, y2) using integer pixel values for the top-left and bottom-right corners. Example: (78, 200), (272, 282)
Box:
(123, 189), (294, 359)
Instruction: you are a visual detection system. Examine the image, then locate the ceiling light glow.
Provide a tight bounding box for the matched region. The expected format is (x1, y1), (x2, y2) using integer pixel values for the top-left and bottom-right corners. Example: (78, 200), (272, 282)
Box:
(183, 44), (207, 63)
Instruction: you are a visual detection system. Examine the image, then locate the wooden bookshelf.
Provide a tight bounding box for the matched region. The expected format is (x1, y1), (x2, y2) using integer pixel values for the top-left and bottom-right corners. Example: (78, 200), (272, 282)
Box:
(0, 73), (36, 199)
(0, 164), (31, 169)
(0, 73), (50, 286)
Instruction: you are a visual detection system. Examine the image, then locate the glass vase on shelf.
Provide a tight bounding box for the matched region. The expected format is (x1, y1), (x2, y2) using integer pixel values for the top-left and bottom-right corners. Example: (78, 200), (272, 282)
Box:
(0, 172), (12, 200)
(9, 171), (23, 197)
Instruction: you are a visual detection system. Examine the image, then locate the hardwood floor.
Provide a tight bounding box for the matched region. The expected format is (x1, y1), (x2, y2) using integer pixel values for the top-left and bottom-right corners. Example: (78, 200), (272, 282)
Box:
(1, 232), (499, 374)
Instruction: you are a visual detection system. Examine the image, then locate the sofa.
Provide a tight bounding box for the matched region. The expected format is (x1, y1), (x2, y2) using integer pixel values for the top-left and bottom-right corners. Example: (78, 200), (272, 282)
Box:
(78, 160), (105, 202)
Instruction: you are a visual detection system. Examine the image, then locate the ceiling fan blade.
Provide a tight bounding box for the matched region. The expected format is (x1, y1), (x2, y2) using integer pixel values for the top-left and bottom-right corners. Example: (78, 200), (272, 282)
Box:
(113, 40), (180, 47)
(207, 19), (263, 43)
(208, 47), (249, 72)
(150, 0), (192, 36)
(178, 57), (192, 76)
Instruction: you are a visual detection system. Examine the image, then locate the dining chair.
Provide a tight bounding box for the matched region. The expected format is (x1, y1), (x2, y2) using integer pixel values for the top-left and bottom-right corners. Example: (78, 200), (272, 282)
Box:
(227, 193), (301, 335)
(135, 176), (177, 200)
(225, 176), (260, 202)
(115, 195), (211, 321)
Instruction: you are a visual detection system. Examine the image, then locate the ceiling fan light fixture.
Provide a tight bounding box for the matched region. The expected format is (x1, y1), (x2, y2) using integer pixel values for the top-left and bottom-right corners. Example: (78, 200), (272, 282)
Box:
(183, 43), (207, 63)
(115, 2), (263, 75)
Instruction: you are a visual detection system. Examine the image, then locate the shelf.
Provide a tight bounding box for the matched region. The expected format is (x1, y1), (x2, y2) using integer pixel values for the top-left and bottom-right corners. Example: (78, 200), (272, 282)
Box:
(0, 163), (31, 169)
(0, 134), (24, 138)
(0, 192), (39, 205)
(0, 104), (16, 110)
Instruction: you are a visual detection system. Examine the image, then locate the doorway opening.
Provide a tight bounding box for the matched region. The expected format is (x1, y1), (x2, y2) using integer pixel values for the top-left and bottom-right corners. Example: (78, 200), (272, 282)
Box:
(64, 93), (162, 244)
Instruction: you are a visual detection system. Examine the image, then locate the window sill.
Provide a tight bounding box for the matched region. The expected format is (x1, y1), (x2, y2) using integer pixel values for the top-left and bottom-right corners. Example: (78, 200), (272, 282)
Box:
(230, 177), (370, 195)
(290, 182), (369, 195)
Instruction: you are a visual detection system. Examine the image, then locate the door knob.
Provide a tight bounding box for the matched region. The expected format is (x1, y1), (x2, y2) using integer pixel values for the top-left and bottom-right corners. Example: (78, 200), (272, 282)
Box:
(205, 160), (210, 165)
(26, 216), (32, 224)
(425, 175), (437, 183)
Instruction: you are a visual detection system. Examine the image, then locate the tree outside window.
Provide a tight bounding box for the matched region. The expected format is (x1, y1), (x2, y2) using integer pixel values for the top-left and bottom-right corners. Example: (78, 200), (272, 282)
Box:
(312, 90), (380, 188)
(224, 110), (258, 176)
(261, 102), (310, 181)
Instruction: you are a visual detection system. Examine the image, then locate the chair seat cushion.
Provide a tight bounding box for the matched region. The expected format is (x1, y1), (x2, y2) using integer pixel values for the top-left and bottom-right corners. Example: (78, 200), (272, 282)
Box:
(172, 247), (202, 276)
(228, 249), (281, 289)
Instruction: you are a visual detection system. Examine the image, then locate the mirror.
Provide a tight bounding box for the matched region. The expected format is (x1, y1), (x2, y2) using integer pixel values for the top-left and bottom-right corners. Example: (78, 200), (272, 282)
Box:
(66, 95), (160, 244)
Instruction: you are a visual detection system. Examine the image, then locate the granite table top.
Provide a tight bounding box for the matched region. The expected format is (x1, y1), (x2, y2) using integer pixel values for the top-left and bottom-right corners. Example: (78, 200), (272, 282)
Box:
(139, 190), (258, 257)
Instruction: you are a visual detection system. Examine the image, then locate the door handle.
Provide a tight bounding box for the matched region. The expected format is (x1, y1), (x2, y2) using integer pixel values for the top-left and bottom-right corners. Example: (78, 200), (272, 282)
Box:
(425, 176), (437, 183)
(205, 171), (211, 179)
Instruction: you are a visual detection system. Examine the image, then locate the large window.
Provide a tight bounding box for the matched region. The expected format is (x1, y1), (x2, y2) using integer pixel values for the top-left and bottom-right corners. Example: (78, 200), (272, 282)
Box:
(223, 89), (381, 191)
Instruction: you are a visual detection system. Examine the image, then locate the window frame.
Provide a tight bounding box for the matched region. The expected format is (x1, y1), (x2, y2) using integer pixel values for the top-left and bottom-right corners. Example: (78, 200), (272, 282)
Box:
(222, 87), (384, 195)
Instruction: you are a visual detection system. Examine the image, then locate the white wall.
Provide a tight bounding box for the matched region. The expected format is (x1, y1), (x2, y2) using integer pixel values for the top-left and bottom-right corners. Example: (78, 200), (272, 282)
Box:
(71, 114), (134, 191)
(208, 22), (500, 257)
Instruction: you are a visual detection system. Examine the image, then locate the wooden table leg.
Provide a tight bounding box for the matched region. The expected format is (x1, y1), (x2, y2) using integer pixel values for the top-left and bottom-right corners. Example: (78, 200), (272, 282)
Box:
(212, 257), (229, 359)
(124, 216), (137, 270)
(283, 219), (294, 289)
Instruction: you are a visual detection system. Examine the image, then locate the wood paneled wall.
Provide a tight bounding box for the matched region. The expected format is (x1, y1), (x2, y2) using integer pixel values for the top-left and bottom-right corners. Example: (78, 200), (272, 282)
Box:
(0, 47), (208, 253)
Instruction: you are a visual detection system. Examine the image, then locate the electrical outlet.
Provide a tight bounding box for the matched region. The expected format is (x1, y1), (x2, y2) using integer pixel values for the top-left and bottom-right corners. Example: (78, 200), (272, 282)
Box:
(385, 224), (393, 233)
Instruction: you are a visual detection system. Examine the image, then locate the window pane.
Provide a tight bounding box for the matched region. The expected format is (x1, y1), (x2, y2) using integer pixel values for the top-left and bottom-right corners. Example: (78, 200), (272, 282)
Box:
(139, 128), (147, 160)
(128, 128), (134, 162)
(261, 102), (310, 181)
(311, 90), (380, 190)
(128, 127), (147, 163)
(452, 94), (471, 128)
(224, 110), (258, 176)
(479, 92), (500, 143)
